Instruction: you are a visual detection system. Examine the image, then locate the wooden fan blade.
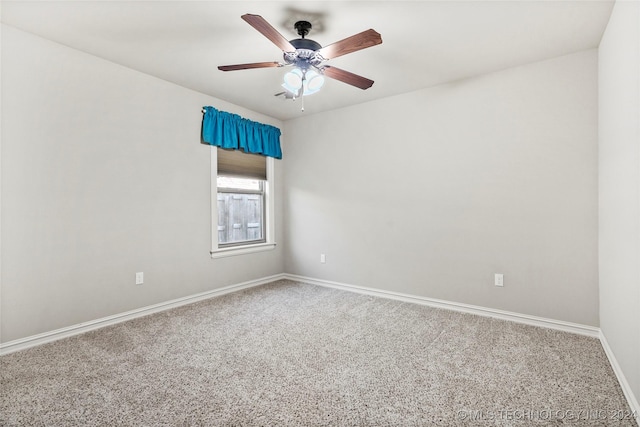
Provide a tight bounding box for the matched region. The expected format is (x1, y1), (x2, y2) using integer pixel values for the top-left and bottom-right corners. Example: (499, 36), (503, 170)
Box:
(323, 66), (374, 90)
(218, 62), (281, 71)
(317, 29), (382, 60)
(241, 14), (296, 52)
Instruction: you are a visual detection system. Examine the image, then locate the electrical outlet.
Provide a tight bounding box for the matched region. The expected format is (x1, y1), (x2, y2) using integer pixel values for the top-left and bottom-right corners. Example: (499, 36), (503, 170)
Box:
(495, 273), (504, 287)
(320, 254), (326, 264)
(136, 272), (144, 285)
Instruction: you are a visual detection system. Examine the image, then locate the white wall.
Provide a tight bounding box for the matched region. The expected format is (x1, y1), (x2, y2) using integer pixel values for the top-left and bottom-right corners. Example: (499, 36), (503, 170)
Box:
(284, 50), (599, 326)
(0, 21), (607, 345)
(599, 0), (640, 406)
(0, 25), (284, 343)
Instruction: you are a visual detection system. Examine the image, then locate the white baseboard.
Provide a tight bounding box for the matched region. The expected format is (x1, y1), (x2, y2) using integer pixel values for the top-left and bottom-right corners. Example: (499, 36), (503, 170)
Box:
(284, 274), (600, 337)
(599, 332), (640, 421)
(2, 271), (637, 423)
(0, 273), (287, 356)
(285, 274), (640, 420)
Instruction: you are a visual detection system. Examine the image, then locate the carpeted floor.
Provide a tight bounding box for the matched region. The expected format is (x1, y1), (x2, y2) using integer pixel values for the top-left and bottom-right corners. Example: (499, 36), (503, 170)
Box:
(1, 279), (637, 426)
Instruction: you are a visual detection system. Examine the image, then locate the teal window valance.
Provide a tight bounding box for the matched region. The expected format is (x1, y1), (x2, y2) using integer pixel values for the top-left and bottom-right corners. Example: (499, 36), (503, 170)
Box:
(201, 106), (282, 159)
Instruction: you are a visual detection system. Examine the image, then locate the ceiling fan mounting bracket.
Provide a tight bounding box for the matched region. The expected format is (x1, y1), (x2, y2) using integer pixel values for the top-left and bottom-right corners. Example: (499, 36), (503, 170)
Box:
(294, 20), (312, 38)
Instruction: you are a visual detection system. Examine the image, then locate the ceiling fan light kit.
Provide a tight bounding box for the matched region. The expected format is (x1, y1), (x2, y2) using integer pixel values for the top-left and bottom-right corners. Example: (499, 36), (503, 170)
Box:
(282, 68), (325, 97)
(218, 14), (382, 111)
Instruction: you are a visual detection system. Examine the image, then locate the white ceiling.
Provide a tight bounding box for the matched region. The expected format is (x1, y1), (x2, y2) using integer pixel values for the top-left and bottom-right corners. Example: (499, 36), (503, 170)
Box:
(1, 0), (614, 121)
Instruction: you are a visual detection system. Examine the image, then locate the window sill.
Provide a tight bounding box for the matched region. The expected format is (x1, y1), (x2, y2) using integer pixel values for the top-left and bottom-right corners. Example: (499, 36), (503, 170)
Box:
(210, 242), (276, 259)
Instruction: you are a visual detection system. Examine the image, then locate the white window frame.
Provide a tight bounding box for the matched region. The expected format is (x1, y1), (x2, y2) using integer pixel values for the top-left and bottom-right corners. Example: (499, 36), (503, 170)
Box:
(210, 147), (276, 258)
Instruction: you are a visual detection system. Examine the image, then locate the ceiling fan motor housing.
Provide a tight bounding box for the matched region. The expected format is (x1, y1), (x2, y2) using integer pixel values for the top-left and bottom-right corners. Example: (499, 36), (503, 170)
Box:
(290, 38), (322, 51)
(283, 21), (324, 69)
(284, 40), (323, 69)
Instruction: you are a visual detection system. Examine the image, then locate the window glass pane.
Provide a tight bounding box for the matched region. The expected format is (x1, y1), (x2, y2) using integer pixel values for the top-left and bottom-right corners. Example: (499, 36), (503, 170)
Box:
(217, 176), (261, 191)
(217, 177), (264, 246)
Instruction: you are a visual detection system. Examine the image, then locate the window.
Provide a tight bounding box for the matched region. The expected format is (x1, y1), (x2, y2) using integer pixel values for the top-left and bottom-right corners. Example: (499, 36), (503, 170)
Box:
(210, 148), (275, 257)
(217, 177), (265, 246)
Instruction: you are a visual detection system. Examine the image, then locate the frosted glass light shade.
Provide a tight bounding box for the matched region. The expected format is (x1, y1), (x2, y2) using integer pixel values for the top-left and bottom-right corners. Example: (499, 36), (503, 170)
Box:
(304, 69), (325, 95)
(282, 68), (303, 94)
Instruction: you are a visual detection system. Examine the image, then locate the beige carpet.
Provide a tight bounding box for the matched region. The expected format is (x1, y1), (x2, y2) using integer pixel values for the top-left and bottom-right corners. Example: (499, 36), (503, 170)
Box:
(1, 279), (636, 426)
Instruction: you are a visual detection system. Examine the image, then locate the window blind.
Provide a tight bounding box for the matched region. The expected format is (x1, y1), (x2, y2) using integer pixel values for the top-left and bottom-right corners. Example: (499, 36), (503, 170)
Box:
(217, 147), (266, 180)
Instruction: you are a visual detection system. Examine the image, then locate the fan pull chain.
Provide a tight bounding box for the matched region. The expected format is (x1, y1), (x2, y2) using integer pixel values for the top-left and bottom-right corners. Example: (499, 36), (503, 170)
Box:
(301, 77), (305, 112)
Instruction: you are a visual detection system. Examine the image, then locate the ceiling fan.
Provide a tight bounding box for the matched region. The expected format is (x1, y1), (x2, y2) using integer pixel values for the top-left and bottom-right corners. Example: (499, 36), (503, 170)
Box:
(218, 14), (383, 99)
